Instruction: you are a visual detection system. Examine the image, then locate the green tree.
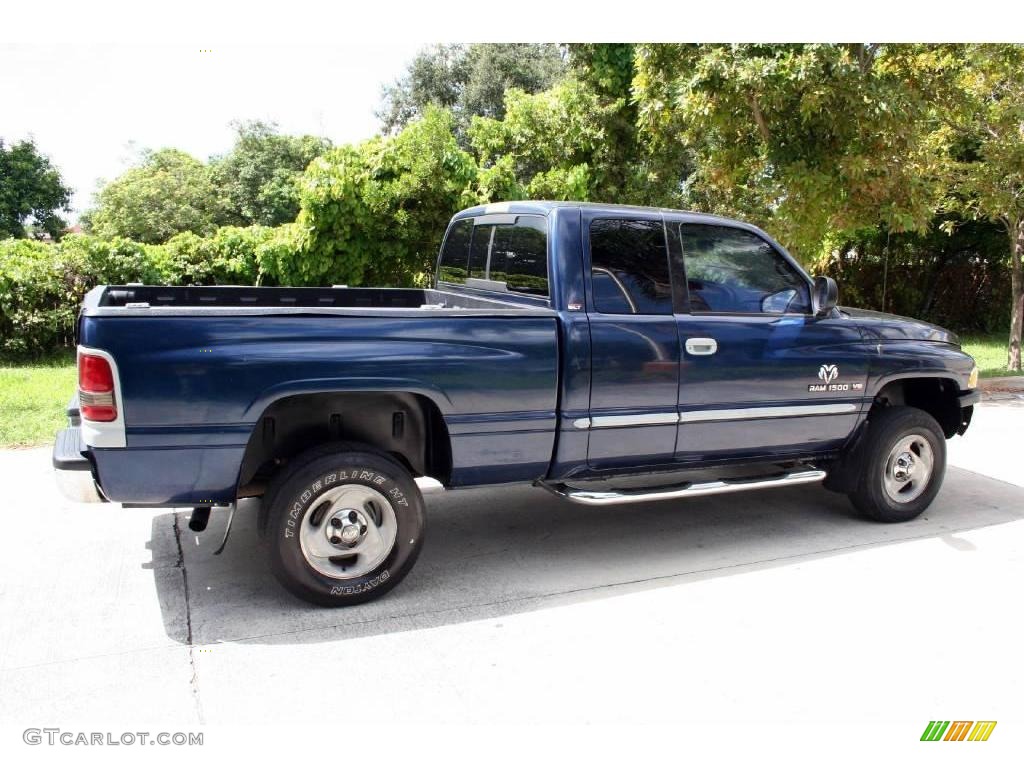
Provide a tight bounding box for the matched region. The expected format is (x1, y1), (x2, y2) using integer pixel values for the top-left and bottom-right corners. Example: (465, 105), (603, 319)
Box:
(85, 148), (223, 243)
(565, 43), (683, 203)
(634, 44), (949, 258)
(378, 44), (566, 137)
(279, 107), (477, 287)
(461, 44), (567, 121)
(469, 64), (685, 206)
(934, 45), (1024, 369)
(212, 121), (330, 227)
(469, 78), (623, 201)
(378, 44), (467, 133)
(0, 138), (72, 239)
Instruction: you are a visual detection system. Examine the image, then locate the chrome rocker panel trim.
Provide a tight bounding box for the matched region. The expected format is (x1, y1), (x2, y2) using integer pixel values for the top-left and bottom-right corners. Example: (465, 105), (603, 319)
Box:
(574, 403), (858, 429)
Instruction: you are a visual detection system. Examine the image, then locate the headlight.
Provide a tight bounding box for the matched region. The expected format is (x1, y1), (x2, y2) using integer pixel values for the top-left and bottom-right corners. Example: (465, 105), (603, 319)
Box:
(967, 366), (979, 389)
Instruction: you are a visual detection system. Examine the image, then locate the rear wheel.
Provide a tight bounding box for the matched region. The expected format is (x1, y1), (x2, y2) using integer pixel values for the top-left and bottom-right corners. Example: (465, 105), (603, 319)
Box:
(264, 445), (425, 606)
(847, 406), (946, 523)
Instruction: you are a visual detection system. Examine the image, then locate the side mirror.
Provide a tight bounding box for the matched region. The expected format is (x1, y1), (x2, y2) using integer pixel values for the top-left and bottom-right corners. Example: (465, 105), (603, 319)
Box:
(812, 276), (838, 317)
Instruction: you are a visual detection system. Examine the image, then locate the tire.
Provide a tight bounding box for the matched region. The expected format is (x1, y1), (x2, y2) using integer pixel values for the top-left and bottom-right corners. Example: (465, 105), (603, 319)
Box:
(263, 444), (425, 606)
(847, 406), (946, 523)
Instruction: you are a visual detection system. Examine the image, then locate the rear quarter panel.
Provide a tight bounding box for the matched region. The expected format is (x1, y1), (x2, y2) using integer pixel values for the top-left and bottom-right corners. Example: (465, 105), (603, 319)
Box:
(81, 313), (559, 503)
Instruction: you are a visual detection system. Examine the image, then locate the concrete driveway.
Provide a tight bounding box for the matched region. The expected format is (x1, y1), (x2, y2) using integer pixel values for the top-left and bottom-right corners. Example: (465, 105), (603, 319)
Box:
(1, 403), (1022, 759)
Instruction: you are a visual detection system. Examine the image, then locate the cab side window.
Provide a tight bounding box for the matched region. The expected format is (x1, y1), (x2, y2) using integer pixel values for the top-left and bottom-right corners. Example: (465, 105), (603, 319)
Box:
(680, 224), (811, 314)
(590, 219), (673, 315)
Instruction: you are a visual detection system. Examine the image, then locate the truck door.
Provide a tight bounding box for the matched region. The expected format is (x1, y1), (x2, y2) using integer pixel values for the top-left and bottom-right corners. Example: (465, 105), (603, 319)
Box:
(670, 220), (867, 462)
(583, 213), (681, 469)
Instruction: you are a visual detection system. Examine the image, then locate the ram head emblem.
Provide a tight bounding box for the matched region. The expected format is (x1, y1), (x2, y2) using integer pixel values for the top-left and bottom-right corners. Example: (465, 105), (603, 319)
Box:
(818, 364), (839, 384)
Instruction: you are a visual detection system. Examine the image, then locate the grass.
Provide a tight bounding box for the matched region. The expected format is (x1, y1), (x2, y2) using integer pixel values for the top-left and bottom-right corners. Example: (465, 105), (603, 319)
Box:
(960, 334), (1022, 379)
(0, 352), (77, 448)
(0, 333), (1016, 449)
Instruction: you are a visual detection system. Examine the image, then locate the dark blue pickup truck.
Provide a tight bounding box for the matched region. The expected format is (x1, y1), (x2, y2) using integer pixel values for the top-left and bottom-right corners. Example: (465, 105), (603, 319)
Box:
(54, 201), (980, 605)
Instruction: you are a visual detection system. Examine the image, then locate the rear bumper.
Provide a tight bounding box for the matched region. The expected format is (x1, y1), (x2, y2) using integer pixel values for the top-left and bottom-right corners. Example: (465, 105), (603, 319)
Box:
(53, 426), (105, 503)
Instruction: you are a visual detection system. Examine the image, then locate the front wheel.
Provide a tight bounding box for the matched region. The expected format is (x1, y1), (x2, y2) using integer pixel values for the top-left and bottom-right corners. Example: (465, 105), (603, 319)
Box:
(847, 406), (946, 523)
(264, 445), (425, 606)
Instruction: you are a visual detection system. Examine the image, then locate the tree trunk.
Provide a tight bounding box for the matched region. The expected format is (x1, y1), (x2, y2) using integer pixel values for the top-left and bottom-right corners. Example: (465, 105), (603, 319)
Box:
(1009, 218), (1024, 371)
(920, 249), (950, 320)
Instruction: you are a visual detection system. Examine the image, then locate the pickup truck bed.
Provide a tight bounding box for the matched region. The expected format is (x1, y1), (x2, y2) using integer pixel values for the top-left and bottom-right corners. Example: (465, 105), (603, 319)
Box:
(76, 283), (560, 504)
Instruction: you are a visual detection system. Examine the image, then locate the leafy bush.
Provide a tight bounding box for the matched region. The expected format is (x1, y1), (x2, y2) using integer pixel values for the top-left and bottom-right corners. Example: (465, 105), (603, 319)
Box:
(0, 239), (82, 357)
(157, 227), (269, 286)
(0, 234), (177, 358)
(0, 224), (303, 359)
(288, 108), (477, 288)
(248, 224), (303, 287)
(811, 219), (1010, 335)
(59, 234), (164, 285)
(208, 227), (270, 285)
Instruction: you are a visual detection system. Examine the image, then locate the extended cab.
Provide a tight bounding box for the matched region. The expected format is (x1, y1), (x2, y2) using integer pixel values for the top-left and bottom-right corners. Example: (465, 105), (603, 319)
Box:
(54, 202), (980, 605)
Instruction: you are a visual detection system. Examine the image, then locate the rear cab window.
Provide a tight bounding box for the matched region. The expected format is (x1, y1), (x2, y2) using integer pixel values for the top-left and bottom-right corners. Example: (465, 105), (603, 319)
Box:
(437, 219), (472, 285)
(438, 215), (550, 298)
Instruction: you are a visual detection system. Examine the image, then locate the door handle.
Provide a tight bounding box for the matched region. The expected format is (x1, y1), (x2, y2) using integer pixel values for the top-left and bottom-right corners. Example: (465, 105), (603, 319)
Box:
(685, 337), (718, 356)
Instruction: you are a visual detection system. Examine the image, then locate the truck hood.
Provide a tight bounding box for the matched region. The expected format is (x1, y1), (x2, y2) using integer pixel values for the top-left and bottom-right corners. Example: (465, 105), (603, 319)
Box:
(839, 306), (960, 345)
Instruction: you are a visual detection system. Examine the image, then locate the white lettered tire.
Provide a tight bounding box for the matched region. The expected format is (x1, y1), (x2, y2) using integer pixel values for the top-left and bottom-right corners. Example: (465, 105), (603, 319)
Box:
(264, 445), (425, 606)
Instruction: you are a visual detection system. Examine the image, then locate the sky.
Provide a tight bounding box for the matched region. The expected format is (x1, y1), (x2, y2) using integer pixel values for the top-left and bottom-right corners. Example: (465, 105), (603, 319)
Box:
(1, 44), (422, 218)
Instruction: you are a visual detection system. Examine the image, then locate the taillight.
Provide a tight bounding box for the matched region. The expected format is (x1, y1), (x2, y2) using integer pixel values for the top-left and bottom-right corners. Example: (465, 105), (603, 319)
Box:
(79, 353), (117, 422)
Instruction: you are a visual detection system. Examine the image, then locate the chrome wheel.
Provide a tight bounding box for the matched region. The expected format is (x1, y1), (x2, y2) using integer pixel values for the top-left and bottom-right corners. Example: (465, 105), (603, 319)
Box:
(882, 433), (934, 504)
(298, 484), (398, 579)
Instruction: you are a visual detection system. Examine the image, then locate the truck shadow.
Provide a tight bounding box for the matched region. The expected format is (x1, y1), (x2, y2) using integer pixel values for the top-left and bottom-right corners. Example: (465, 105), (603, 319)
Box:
(148, 466), (1024, 647)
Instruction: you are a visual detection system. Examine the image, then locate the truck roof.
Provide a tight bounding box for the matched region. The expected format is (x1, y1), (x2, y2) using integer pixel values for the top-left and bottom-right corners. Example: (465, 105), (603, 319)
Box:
(452, 200), (743, 224)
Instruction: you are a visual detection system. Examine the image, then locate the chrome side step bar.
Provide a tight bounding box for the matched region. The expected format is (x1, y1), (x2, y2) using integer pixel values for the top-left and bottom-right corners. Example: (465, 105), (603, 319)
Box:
(537, 469), (826, 507)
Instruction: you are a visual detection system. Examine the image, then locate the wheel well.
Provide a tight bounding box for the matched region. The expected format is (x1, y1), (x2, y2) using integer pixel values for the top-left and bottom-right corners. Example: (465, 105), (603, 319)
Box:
(872, 377), (962, 438)
(236, 391), (452, 497)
